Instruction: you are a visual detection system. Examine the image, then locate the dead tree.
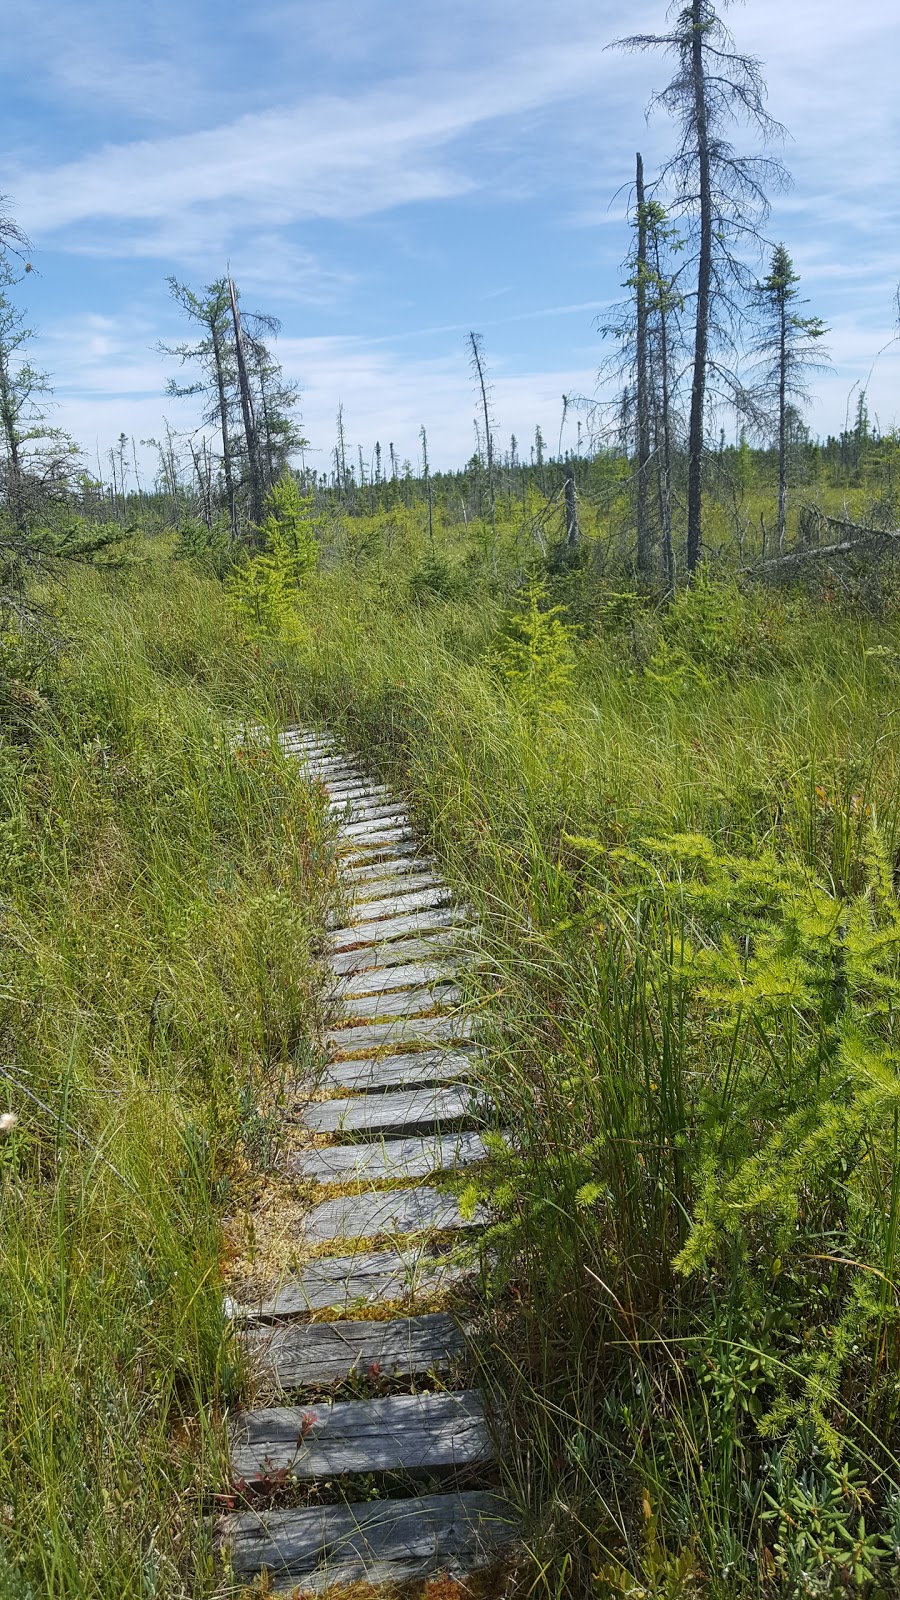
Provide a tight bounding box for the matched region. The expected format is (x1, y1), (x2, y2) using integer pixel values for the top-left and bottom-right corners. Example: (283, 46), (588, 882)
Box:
(615, 0), (787, 573)
(229, 276), (263, 526)
(468, 333), (496, 540)
(635, 153), (653, 578)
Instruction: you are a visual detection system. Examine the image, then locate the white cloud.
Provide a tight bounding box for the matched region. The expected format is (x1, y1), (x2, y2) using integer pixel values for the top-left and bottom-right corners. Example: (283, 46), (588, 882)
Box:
(4, 34), (625, 250)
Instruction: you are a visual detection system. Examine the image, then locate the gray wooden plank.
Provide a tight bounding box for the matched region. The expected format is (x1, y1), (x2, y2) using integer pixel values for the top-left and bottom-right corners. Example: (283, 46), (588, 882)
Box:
(352, 871), (442, 903)
(334, 959), (460, 998)
(230, 1389), (491, 1483)
(237, 1248), (466, 1319)
(321, 1048), (475, 1093)
(339, 819), (413, 843)
(329, 932), (468, 976)
(305, 1084), (483, 1136)
(330, 904), (469, 951)
(335, 982), (462, 1023)
(344, 853), (434, 883)
(245, 1312), (465, 1388)
(344, 885), (452, 924)
(327, 785), (392, 807)
(304, 1185), (486, 1245)
(334, 802), (409, 826)
(326, 1014), (474, 1056)
(222, 1490), (516, 1587)
(291, 1130), (492, 1183)
(340, 826), (416, 850)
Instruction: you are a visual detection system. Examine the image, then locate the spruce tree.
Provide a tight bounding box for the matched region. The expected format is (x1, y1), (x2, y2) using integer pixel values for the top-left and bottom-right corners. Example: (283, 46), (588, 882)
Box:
(751, 243), (828, 547)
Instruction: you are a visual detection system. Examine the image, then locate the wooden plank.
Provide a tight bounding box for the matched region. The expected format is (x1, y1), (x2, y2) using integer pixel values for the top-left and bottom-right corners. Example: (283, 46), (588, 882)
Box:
(326, 784), (392, 806)
(335, 959), (461, 999)
(329, 932), (468, 976)
(344, 854), (434, 882)
(291, 1130), (492, 1183)
(334, 802), (409, 827)
(335, 982), (462, 1023)
(330, 905), (468, 952)
(352, 874), (443, 905)
(221, 1490), (516, 1588)
(326, 1014), (473, 1057)
(245, 1312), (465, 1388)
(339, 819), (413, 843)
(304, 1185), (486, 1245)
(321, 1048), (475, 1093)
(305, 1084), (482, 1136)
(344, 885), (452, 924)
(340, 825), (415, 849)
(237, 1249), (466, 1319)
(230, 1389), (491, 1483)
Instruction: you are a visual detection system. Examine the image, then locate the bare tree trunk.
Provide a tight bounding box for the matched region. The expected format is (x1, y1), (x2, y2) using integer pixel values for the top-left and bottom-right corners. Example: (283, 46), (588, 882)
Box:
(0, 348), (24, 531)
(635, 152), (653, 579)
(777, 290), (787, 550)
(468, 333), (496, 542)
(336, 404), (349, 500)
(210, 317), (237, 537)
(687, 0), (711, 574)
(652, 225), (676, 591)
(564, 465), (580, 550)
(229, 277), (263, 527)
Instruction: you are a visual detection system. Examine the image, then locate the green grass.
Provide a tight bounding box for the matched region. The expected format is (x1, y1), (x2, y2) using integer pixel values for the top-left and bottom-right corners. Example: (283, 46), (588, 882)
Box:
(270, 538), (900, 1597)
(0, 552), (337, 1597)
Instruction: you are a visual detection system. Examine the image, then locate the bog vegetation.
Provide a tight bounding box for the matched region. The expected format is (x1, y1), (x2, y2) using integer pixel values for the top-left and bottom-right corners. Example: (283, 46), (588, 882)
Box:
(3, 3), (900, 1597)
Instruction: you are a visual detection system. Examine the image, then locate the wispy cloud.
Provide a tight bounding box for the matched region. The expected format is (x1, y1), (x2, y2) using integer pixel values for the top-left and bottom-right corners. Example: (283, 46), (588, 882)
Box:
(5, 36), (624, 252)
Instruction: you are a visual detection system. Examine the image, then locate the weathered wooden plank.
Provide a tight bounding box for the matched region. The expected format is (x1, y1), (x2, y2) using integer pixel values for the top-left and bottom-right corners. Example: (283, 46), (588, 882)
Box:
(326, 1014), (474, 1057)
(345, 885), (452, 924)
(353, 876), (443, 907)
(339, 819), (413, 845)
(245, 1312), (465, 1388)
(305, 1084), (482, 1136)
(304, 1185), (486, 1245)
(334, 959), (462, 999)
(335, 982), (462, 1023)
(320, 1048), (475, 1093)
(334, 802), (409, 828)
(237, 1248), (466, 1319)
(340, 827), (416, 851)
(326, 785), (392, 807)
(344, 853), (434, 883)
(328, 887), (450, 935)
(221, 1491), (516, 1588)
(281, 738), (334, 755)
(298, 755), (359, 776)
(330, 905), (469, 952)
(329, 932), (468, 976)
(230, 1389), (491, 1483)
(291, 1130), (492, 1183)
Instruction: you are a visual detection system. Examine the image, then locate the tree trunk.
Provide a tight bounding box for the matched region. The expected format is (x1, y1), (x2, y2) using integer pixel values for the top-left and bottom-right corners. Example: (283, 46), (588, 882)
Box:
(210, 316), (237, 537)
(652, 226), (676, 590)
(635, 152), (654, 579)
(687, 0), (711, 574)
(777, 289), (787, 551)
(0, 349), (24, 531)
(229, 277), (263, 527)
(564, 466), (580, 550)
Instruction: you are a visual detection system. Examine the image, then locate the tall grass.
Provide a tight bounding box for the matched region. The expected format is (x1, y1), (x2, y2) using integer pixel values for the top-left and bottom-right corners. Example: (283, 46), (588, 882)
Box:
(0, 552), (336, 1597)
(277, 549), (900, 1596)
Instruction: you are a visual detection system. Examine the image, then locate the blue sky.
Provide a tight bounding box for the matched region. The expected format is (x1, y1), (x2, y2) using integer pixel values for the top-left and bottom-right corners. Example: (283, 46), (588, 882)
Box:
(1, 0), (898, 473)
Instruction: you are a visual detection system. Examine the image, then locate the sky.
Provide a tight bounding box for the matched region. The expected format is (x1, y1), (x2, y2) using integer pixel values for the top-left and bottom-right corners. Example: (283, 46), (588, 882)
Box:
(0, 0), (898, 476)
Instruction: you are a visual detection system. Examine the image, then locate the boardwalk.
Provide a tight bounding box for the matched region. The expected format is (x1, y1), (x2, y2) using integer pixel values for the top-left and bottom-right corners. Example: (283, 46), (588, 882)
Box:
(219, 729), (516, 1594)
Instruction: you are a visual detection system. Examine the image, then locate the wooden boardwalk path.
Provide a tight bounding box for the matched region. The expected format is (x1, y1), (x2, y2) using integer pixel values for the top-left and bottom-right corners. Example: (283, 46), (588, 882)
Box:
(219, 729), (516, 1594)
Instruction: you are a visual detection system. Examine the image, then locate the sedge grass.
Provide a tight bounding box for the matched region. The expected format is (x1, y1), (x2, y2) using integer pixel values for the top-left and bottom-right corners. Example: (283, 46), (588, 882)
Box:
(0, 552), (337, 1597)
